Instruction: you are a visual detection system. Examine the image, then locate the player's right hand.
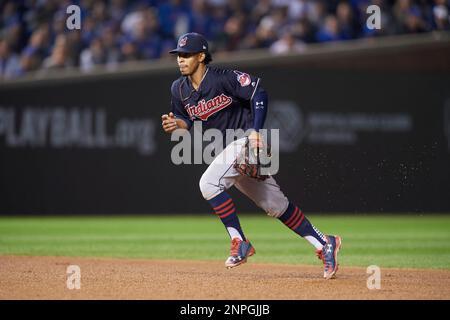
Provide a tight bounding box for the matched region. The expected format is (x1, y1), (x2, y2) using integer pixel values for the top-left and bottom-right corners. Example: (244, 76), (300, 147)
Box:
(248, 130), (264, 149)
(161, 112), (178, 133)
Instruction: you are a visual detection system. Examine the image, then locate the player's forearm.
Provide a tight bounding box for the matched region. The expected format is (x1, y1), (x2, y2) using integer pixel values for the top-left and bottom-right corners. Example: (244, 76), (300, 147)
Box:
(175, 118), (189, 130)
(163, 118), (189, 133)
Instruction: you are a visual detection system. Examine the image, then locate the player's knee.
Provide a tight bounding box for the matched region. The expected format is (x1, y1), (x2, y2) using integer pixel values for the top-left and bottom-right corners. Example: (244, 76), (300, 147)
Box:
(265, 206), (284, 218)
(258, 198), (289, 218)
(199, 173), (220, 201)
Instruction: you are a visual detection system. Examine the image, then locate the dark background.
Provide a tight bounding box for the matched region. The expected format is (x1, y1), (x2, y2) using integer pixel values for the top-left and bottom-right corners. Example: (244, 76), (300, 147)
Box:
(1, 40), (449, 215)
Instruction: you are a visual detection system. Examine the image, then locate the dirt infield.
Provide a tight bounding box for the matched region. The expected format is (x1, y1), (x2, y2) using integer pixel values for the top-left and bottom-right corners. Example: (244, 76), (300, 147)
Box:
(1, 256), (449, 300)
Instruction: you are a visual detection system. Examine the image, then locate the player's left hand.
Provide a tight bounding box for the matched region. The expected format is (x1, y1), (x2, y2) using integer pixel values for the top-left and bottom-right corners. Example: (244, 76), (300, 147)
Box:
(234, 134), (270, 181)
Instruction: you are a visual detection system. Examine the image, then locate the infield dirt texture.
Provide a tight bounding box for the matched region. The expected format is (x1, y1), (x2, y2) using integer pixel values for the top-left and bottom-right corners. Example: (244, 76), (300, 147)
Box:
(1, 215), (449, 299)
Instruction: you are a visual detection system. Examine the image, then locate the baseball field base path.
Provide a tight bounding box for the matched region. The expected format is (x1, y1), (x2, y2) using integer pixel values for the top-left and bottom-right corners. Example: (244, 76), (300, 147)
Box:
(1, 256), (449, 300)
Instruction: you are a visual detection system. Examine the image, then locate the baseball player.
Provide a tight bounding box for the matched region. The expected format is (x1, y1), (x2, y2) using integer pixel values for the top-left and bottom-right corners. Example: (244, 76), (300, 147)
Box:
(161, 33), (342, 279)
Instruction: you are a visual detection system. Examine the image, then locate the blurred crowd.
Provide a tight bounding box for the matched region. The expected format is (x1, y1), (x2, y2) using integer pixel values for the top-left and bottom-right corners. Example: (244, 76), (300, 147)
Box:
(1, 0), (449, 79)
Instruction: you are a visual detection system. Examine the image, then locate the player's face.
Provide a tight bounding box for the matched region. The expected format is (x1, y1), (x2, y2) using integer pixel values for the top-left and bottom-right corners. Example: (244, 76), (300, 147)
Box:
(177, 52), (203, 76)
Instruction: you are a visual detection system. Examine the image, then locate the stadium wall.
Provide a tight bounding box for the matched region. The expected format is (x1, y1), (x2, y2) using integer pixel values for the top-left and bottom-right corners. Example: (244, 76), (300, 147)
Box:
(1, 32), (449, 215)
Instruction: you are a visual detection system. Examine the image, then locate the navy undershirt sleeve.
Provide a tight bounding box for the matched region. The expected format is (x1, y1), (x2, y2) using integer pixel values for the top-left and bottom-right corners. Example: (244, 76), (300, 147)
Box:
(251, 87), (268, 132)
